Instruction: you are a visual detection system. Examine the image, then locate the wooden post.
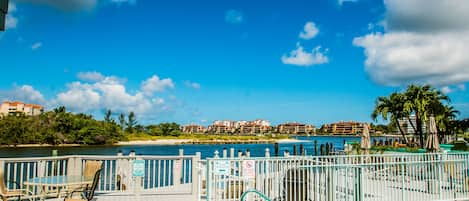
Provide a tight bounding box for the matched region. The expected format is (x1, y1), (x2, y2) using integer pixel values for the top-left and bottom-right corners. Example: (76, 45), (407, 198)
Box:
(265, 148), (270, 157)
(230, 148), (235, 158)
(222, 148), (227, 158)
(274, 143), (279, 157)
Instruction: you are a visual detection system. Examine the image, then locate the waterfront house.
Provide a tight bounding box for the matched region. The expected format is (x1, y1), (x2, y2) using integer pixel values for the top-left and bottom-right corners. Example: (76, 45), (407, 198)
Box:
(0, 101), (44, 117)
(181, 124), (206, 134)
(277, 122), (315, 134)
(320, 121), (372, 135)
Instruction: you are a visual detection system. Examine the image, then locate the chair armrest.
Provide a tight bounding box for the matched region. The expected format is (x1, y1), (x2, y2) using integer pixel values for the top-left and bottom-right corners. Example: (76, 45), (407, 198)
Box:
(7, 180), (21, 189)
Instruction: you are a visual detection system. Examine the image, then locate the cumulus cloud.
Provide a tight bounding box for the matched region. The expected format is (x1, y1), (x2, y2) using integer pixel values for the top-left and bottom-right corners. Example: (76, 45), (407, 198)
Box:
(77, 71), (105, 82)
(353, 0), (469, 86)
(141, 75), (175, 95)
(1, 85), (46, 104)
(31, 42), (42, 50)
(299, 22), (319, 40)
(184, 81), (201, 90)
(225, 9), (243, 24)
(54, 74), (173, 115)
(15, 0), (97, 11)
(281, 44), (329, 66)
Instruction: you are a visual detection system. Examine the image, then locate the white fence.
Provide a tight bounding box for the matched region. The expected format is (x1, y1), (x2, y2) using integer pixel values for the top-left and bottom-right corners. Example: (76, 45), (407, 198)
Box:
(0, 151), (201, 199)
(205, 153), (469, 201)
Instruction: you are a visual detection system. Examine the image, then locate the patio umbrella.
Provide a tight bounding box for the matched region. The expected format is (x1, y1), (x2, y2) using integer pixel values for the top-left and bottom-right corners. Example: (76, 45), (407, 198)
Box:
(425, 115), (440, 152)
(361, 124), (371, 154)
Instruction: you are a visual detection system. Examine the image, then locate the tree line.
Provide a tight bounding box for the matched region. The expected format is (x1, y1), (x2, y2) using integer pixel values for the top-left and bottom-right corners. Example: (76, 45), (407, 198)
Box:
(372, 84), (468, 147)
(0, 106), (182, 145)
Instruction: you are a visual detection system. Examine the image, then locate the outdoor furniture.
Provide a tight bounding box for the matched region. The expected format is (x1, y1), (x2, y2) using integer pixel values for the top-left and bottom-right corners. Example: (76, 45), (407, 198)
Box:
(64, 168), (102, 201)
(0, 171), (31, 201)
(83, 161), (103, 178)
(24, 175), (94, 200)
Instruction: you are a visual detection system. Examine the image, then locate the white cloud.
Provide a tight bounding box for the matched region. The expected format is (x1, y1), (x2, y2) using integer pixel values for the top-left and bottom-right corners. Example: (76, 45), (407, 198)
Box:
(281, 44), (329, 66)
(5, 2), (18, 30)
(353, 0), (469, 86)
(141, 75), (175, 95)
(299, 22), (319, 40)
(440, 84), (467, 94)
(54, 74), (174, 115)
(225, 9), (243, 24)
(31, 42), (42, 50)
(185, 81), (201, 90)
(338, 0), (358, 6)
(3, 85), (46, 104)
(441, 86), (452, 94)
(77, 71), (105, 82)
(55, 82), (101, 112)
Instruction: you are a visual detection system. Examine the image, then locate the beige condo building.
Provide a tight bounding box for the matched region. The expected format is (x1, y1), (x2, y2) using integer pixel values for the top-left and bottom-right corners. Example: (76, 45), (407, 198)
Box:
(0, 101), (44, 117)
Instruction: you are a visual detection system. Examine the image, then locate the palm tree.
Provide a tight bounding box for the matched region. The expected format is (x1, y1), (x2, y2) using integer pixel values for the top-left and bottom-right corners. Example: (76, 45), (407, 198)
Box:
(403, 85), (449, 148)
(372, 92), (409, 144)
(433, 105), (459, 142)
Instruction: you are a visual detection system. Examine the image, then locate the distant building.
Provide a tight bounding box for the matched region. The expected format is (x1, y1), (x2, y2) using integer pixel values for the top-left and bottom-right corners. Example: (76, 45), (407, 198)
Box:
(208, 119), (271, 134)
(277, 122), (315, 134)
(0, 101), (44, 117)
(398, 115), (426, 134)
(181, 124), (206, 134)
(320, 121), (371, 135)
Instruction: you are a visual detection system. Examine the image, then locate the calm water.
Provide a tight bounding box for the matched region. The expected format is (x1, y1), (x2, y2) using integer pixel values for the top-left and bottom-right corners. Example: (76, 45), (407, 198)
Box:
(0, 136), (397, 159)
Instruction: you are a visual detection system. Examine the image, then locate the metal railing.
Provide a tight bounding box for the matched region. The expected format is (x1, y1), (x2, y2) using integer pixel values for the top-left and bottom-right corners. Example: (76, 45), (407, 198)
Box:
(206, 153), (469, 201)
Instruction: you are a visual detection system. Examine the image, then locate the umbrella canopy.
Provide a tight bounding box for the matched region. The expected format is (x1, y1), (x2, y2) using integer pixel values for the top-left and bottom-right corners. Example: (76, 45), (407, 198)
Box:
(361, 124), (371, 150)
(425, 115), (440, 152)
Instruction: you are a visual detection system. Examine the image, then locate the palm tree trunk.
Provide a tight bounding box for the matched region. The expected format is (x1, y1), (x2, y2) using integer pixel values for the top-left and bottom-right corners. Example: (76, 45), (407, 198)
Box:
(396, 122), (408, 144)
(416, 112), (424, 148)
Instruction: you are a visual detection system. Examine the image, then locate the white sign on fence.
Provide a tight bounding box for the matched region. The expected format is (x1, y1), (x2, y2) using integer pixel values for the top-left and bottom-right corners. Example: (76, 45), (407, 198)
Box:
(214, 160), (230, 175)
(242, 160), (255, 178)
(132, 160), (145, 177)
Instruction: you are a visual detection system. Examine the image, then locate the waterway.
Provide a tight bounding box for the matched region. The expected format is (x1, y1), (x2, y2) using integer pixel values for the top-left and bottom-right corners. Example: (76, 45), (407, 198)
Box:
(0, 136), (398, 158)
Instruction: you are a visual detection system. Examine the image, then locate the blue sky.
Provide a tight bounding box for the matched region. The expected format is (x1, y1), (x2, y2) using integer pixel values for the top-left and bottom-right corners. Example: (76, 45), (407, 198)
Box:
(1, 0), (468, 126)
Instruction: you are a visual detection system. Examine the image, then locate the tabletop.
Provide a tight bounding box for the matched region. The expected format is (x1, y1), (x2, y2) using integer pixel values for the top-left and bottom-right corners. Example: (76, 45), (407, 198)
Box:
(24, 175), (94, 187)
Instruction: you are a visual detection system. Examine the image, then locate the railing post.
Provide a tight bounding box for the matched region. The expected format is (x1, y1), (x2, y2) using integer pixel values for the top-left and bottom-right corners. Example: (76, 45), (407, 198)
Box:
(173, 149), (184, 187)
(67, 156), (82, 176)
(0, 160), (4, 174)
(192, 152), (201, 201)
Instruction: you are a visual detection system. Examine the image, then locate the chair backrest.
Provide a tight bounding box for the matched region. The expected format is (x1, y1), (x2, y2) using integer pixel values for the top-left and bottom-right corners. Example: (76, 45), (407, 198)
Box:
(83, 161), (103, 178)
(86, 168), (102, 201)
(0, 171), (7, 194)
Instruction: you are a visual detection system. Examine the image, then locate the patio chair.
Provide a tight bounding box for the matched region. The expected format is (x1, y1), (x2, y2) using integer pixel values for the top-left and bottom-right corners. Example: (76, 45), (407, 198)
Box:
(64, 168), (102, 201)
(83, 161), (103, 178)
(0, 171), (31, 201)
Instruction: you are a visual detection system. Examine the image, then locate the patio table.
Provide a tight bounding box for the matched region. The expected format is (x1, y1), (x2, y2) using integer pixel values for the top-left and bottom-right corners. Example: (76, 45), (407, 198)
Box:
(24, 175), (94, 200)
